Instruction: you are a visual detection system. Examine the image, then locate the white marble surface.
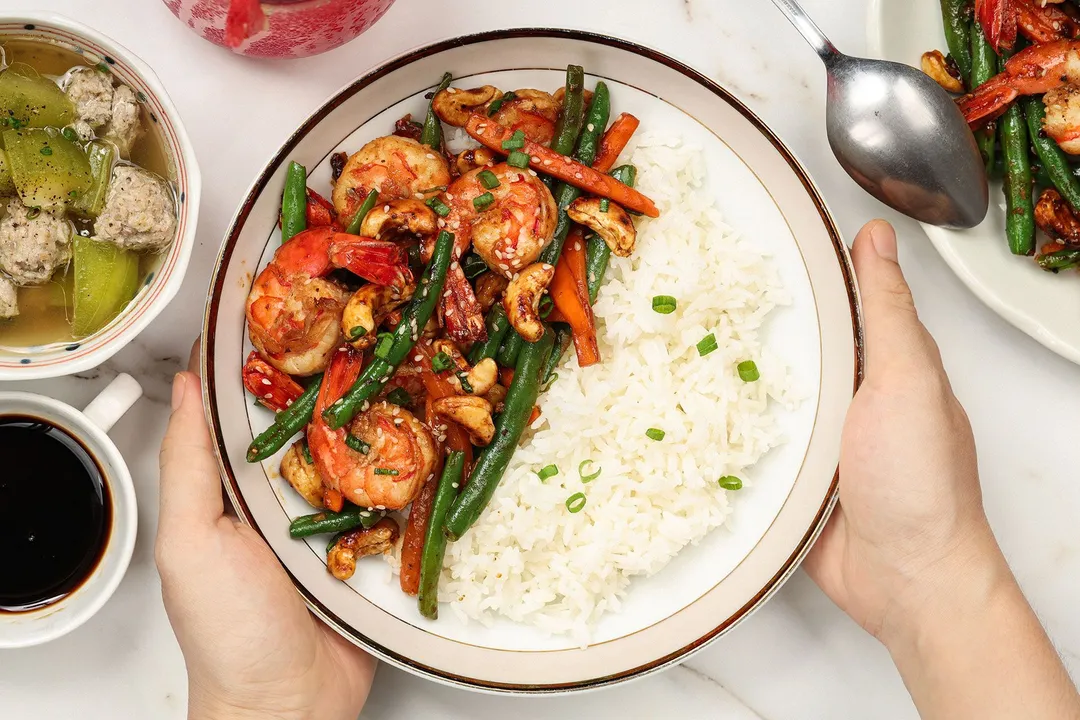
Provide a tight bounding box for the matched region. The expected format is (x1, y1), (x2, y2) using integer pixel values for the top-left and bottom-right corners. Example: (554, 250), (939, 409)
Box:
(1, 0), (1078, 717)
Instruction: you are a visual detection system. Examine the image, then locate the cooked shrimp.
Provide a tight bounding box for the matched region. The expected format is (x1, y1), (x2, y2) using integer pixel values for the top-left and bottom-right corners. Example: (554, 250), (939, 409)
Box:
(443, 163), (558, 276)
(959, 40), (1080, 150)
(434, 87), (559, 144)
(246, 226), (412, 376)
(332, 136), (451, 220)
(307, 350), (438, 511)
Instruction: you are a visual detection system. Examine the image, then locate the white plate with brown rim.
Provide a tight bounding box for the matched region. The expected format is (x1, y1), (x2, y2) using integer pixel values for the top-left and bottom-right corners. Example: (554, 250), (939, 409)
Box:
(202, 29), (863, 693)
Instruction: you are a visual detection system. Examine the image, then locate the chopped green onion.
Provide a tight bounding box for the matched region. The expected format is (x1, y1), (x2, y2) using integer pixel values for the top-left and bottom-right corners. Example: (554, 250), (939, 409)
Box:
(652, 295), (677, 314)
(95, 62), (110, 74)
(61, 127), (78, 142)
(507, 150), (530, 169)
(487, 91), (516, 116)
(26, 207), (40, 220)
(566, 493), (587, 513)
(39, 146), (52, 156)
(348, 325), (367, 340)
(599, 199), (610, 212)
(473, 192), (495, 211)
(478, 169), (500, 189)
(419, 185), (448, 194)
(578, 459), (602, 483)
(501, 129), (526, 151)
(738, 360), (760, 383)
(373, 332), (394, 360)
(719, 476), (743, 491)
(538, 295), (554, 319)
(301, 441), (313, 465)
(461, 253), (489, 279)
(345, 434), (371, 454)
(431, 351), (454, 372)
(697, 333), (718, 356)
(374, 468), (399, 476)
(537, 464), (559, 481)
(386, 387), (412, 406)
(456, 371), (474, 394)
(645, 428), (665, 442)
(426, 196), (451, 217)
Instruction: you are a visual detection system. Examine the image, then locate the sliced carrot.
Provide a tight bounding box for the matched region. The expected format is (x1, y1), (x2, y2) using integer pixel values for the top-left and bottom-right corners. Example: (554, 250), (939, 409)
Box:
(593, 113), (640, 173)
(528, 406), (542, 425)
(322, 488), (344, 513)
(500, 367), (515, 387)
(549, 229), (600, 367)
(399, 473), (438, 596)
(464, 114), (659, 218)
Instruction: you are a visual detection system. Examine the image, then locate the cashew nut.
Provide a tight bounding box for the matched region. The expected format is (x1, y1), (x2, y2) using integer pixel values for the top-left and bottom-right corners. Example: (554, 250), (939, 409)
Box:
(1035, 188), (1080, 244)
(360, 198), (437, 240)
(502, 263), (555, 342)
(454, 147), (498, 175)
(432, 395), (496, 446)
(432, 85), (501, 127)
(431, 339), (498, 396)
(920, 51), (964, 94)
(554, 86), (595, 111)
(474, 272), (509, 314)
(566, 197), (637, 258)
(280, 441), (325, 509)
(342, 282), (415, 350)
(327, 518), (400, 581)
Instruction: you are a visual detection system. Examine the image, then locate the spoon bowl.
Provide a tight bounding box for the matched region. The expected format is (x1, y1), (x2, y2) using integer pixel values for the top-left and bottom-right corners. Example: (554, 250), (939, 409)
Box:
(825, 54), (988, 228)
(770, 0), (989, 228)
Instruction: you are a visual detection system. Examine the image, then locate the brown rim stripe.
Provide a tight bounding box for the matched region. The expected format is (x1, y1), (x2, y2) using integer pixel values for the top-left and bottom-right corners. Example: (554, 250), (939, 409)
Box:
(203, 28), (864, 693)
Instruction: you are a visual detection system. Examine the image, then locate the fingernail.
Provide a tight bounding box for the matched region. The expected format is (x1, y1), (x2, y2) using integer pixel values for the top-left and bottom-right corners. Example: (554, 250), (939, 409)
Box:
(171, 373), (186, 411)
(869, 221), (898, 262)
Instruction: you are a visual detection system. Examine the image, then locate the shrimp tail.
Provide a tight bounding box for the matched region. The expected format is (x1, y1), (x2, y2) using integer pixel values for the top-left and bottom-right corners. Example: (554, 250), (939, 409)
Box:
(328, 236), (413, 289)
(441, 266), (488, 344)
(976, 0), (1018, 53)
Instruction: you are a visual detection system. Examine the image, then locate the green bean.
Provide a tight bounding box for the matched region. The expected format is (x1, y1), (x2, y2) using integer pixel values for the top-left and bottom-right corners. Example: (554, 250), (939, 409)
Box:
(324, 232), (454, 429)
(418, 450), (465, 620)
(281, 161), (307, 243)
(496, 331), (524, 369)
(539, 82), (611, 266)
(970, 27), (997, 170)
(246, 374), (323, 463)
(939, 0), (973, 88)
(467, 304), (510, 365)
(1037, 248), (1080, 271)
(586, 164), (636, 303)
(461, 252), (489, 280)
(1000, 86), (1035, 256)
(550, 65), (585, 156)
(420, 72), (452, 152)
(444, 330), (555, 541)
(541, 322), (572, 387)
(1024, 98), (1080, 211)
(344, 188), (379, 235)
(289, 506), (382, 539)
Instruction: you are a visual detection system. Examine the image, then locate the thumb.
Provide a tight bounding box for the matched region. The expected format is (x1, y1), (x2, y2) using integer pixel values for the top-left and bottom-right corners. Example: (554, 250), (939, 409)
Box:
(852, 220), (944, 379)
(158, 367), (224, 536)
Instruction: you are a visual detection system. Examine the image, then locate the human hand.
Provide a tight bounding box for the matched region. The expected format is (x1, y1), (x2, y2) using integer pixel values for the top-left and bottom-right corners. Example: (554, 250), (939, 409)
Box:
(803, 220), (1000, 644)
(156, 343), (376, 720)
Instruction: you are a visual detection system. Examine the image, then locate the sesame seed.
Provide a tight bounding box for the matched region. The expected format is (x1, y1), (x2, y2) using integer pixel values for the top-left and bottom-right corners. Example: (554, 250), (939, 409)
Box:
(451, 261), (460, 270)
(574, 172), (583, 179)
(413, 354), (422, 362)
(443, 289), (452, 298)
(438, 218), (446, 228)
(573, 241), (581, 251)
(477, 124), (487, 132)
(446, 307), (455, 316)
(415, 192), (424, 200)
(384, 205), (390, 212)
(587, 123), (594, 132)
(426, 153), (435, 159)
(543, 159), (551, 165)
(528, 169), (538, 177)
(499, 262), (509, 270)
(263, 393), (273, 399)
(375, 504), (386, 510)
(446, 193), (455, 200)
(261, 378), (272, 386)
(447, 87), (458, 94)
(531, 156), (541, 163)
(452, 482), (460, 489)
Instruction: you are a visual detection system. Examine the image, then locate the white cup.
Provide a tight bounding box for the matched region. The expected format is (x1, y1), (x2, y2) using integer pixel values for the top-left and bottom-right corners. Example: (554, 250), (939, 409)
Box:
(0, 374), (143, 648)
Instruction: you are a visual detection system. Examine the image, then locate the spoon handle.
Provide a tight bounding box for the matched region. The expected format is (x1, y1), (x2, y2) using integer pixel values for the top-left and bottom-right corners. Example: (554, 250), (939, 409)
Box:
(768, 0), (838, 61)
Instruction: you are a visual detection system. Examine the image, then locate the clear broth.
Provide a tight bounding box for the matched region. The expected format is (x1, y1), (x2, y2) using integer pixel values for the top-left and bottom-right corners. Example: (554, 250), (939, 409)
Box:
(0, 39), (174, 348)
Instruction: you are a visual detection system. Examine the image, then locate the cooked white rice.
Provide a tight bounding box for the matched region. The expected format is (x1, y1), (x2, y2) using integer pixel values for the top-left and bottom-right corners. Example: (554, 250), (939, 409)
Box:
(393, 135), (794, 642)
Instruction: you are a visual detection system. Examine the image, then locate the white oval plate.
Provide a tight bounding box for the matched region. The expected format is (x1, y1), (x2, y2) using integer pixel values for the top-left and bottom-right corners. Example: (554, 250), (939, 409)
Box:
(203, 30), (862, 693)
(869, 0), (1080, 364)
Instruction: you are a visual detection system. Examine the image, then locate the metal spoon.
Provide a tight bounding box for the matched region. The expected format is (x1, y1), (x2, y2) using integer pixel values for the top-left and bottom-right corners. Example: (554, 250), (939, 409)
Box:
(769, 0), (988, 229)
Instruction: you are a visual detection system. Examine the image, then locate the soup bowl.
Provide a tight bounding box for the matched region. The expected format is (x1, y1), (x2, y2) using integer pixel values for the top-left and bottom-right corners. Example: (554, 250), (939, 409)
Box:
(0, 13), (200, 380)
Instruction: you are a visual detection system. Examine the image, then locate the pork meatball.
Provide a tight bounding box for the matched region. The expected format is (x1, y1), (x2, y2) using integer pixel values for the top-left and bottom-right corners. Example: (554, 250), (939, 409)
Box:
(95, 166), (177, 252)
(64, 67), (114, 131)
(104, 85), (142, 158)
(0, 198), (72, 286)
(0, 274), (18, 319)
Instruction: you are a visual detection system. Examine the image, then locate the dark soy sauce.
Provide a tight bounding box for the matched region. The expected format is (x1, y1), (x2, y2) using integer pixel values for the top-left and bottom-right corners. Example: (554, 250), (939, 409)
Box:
(0, 416), (111, 613)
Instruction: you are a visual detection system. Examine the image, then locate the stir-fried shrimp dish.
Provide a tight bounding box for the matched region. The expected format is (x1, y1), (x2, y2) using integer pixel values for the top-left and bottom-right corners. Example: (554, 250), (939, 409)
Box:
(927, 0), (1080, 272)
(245, 66), (779, 625)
